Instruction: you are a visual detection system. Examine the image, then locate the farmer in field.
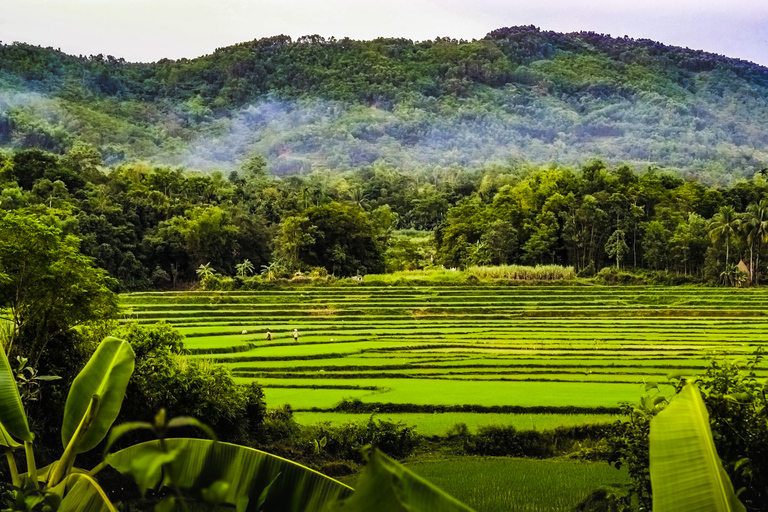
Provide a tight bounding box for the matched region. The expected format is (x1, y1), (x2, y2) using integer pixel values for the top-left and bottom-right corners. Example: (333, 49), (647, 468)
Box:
(293, 328), (299, 342)
(265, 329), (272, 341)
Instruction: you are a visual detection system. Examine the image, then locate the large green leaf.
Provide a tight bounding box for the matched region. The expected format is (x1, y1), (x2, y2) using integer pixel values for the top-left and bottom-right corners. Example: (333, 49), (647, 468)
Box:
(107, 438), (353, 511)
(328, 448), (477, 512)
(649, 383), (746, 512)
(0, 346), (33, 443)
(62, 337), (135, 453)
(0, 421), (22, 449)
(53, 473), (117, 512)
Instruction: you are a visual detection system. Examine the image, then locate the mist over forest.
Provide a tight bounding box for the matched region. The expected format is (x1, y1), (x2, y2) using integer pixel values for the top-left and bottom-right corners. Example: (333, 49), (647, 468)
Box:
(1, 26), (767, 184)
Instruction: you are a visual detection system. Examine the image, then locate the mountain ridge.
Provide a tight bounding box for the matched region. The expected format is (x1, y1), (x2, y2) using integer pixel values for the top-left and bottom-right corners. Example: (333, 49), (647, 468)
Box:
(1, 26), (767, 184)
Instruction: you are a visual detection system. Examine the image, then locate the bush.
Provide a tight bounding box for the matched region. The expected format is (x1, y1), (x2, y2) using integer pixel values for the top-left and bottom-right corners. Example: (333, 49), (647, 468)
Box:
(201, 274), (237, 290)
(577, 261), (596, 278)
(257, 408), (419, 468)
(461, 424), (613, 458)
(596, 266), (641, 284)
(597, 267), (704, 285)
(303, 417), (420, 463)
(114, 323), (266, 446)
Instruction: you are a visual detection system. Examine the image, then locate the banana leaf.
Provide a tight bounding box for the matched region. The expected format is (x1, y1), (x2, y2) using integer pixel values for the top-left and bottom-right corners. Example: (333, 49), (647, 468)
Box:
(649, 383), (746, 512)
(53, 473), (118, 512)
(0, 421), (22, 449)
(61, 337), (135, 453)
(328, 448), (476, 512)
(0, 344), (33, 443)
(107, 438), (353, 512)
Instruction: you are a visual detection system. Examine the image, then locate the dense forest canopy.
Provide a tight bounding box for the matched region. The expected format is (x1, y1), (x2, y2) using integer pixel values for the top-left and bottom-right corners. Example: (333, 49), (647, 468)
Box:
(2, 145), (768, 290)
(1, 26), (767, 183)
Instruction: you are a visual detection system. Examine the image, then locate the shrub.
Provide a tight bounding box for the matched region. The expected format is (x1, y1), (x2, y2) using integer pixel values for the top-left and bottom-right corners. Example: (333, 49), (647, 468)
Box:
(577, 261), (596, 278)
(201, 274), (237, 290)
(461, 424), (613, 458)
(303, 417), (420, 463)
(114, 323), (266, 446)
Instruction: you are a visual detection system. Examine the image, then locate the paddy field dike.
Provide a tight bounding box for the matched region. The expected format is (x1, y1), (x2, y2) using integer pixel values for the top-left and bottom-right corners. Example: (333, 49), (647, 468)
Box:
(120, 284), (768, 436)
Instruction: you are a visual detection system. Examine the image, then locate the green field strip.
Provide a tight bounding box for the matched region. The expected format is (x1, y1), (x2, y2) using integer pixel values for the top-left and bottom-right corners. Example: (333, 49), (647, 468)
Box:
(123, 293), (768, 302)
(253, 387), (378, 408)
(181, 334), (767, 349)
(291, 412), (618, 435)
(233, 370), (656, 384)
(226, 356), (733, 373)
(187, 340), (419, 360)
(121, 286), (768, 299)
(172, 323), (768, 336)
(165, 317), (768, 327)
(253, 378), (645, 408)
(161, 317), (768, 331)
(184, 335), (374, 352)
(262, 383), (381, 391)
(122, 298), (768, 312)
(126, 304), (768, 317)
(223, 356), (398, 370)
(374, 343), (747, 354)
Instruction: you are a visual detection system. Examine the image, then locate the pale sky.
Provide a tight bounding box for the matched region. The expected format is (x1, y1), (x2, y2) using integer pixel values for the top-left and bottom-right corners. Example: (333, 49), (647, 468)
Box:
(1, 0), (767, 66)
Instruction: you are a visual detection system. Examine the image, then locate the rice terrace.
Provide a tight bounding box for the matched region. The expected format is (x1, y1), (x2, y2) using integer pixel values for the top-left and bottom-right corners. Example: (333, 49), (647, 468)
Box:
(123, 282), (768, 433)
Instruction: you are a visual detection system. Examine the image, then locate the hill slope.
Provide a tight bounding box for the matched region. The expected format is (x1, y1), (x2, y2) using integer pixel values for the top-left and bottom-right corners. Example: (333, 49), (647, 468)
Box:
(1, 26), (767, 183)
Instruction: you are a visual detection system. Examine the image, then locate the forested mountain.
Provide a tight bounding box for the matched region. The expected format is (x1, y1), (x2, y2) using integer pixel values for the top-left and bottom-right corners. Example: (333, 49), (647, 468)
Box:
(1, 26), (767, 184)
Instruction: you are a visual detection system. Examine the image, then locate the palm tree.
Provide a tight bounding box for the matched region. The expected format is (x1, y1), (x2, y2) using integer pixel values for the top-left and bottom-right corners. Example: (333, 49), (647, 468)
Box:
(709, 205), (741, 267)
(744, 199), (768, 285)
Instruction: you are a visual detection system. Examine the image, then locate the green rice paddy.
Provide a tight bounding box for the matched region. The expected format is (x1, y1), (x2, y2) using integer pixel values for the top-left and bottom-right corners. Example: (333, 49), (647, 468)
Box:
(121, 285), (768, 434)
(403, 457), (630, 512)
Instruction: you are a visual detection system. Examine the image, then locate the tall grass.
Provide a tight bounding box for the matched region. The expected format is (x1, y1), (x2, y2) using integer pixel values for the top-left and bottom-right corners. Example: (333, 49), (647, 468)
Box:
(468, 265), (576, 281)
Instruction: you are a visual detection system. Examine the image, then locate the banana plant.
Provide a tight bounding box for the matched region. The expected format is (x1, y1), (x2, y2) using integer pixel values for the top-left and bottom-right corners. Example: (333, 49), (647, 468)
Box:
(0, 336), (477, 511)
(328, 448), (477, 512)
(649, 382), (746, 512)
(106, 441), (478, 512)
(106, 437), (355, 511)
(0, 337), (357, 511)
(0, 337), (134, 510)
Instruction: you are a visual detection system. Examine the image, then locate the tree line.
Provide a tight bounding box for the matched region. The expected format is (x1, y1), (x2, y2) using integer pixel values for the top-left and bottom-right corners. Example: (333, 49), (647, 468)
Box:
(2, 145), (768, 289)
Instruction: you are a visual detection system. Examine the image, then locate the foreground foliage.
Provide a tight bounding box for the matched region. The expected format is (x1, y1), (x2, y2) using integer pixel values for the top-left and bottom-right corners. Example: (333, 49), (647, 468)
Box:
(0, 334), (504, 512)
(0, 335), (351, 511)
(649, 383), (745, 512)
(608, 352), (768, 510)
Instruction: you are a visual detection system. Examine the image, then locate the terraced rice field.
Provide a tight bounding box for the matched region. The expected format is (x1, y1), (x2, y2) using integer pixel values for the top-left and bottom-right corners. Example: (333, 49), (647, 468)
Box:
(121, 285), (768, 434)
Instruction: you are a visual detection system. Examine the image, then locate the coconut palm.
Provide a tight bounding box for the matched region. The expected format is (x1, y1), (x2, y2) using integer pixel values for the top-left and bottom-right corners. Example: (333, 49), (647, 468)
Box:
(709, 205), (741, 267)
(744, 199), (768, 285)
